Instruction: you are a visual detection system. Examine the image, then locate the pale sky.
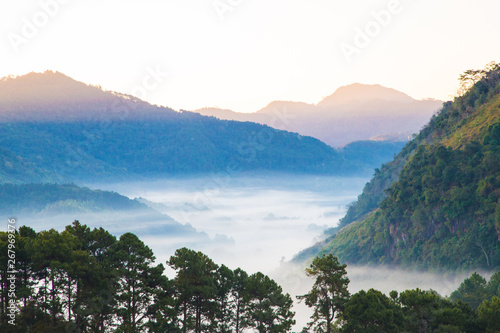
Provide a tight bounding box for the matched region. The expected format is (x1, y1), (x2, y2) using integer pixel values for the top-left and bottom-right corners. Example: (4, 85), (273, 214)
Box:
(1, 0), (499, 113)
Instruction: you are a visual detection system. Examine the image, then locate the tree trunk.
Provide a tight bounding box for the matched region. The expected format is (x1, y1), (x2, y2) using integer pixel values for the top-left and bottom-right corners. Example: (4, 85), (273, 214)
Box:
(183, 301), (187, 333)
(235, 301), (240, 333)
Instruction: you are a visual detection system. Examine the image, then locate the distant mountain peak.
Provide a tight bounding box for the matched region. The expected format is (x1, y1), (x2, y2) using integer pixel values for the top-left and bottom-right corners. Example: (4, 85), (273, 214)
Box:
(318, 83), (415, 107)
(1, 70), (83, 88)
(0, 70), (105, 105)
(0, 70), (166, 121)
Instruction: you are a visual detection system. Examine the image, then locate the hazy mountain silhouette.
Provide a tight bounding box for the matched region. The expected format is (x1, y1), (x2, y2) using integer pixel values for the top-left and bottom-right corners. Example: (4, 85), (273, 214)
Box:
(0, 70), (173, 122)
(317, 83), (414, 106)
(194, 83), (442, 147)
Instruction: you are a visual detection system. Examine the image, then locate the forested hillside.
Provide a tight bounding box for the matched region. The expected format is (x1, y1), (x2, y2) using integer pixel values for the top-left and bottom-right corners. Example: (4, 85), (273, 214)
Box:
(0, 72), (402, 183)
(0, 183), (209, 244)
(0, 183), (145, 214)
(300, 63), (500, 271)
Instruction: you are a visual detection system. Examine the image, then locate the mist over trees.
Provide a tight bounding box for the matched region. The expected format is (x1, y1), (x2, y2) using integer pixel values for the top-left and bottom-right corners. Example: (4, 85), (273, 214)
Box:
(0, 222), (295, 333)
(1, 223), (499, 332)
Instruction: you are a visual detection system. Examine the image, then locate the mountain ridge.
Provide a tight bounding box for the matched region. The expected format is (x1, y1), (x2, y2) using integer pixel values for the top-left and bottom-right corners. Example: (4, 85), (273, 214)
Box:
(0, 71), (400, 183)
(193, 83), (442, 147)
(317, 83), (416, 106)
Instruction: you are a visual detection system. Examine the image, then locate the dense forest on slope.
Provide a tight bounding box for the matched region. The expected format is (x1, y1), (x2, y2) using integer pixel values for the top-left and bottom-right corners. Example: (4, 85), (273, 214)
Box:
(0, 115), (348, 182)
(338, 140), (406, 174)
(0, 72), (406, 183)
(299, 63), (500, 271)
(0, 147), (57, 184)
(1, 223), (499, 332)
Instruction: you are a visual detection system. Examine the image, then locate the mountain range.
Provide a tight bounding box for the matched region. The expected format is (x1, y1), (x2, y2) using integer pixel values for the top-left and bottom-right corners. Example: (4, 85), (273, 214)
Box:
(194, 83), (442, 147)
(0, 71), (407, 183)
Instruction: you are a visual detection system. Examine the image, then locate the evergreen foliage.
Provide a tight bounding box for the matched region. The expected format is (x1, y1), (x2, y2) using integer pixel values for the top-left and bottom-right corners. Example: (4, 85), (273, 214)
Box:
(0, 222), (294, 332)
(1, 229), (499, 332)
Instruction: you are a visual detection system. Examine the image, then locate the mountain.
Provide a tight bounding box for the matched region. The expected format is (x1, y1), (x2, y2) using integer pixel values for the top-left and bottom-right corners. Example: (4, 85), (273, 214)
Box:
(317, 83), (414, 106)
(193, 84), (442, 147)
(295, 63), (500, 271)
(0, 183), (208, 240)
(0, 183), (145, 214)
(0, 71), (177, 122)
(1, 71), (374, 183)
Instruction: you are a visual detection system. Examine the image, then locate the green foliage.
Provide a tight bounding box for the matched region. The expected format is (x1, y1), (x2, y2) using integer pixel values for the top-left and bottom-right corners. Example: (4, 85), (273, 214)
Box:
(450, 273), (488, 309)
(298, 261), (494, 333)
(338, 147), (409, 229)
(0, 117), (358, 184)
(0, 223), (295, 332)
(317, 63), (500, 271)
(0, 120), (406, 184)
(245, 272), (295, 333)
(0, 72), (411, 183)
(168, 247), (219, 333)
(2, 226), (499, 333)
(450, 271), (500, 310)
(0, 147), (56, 184)
(397, 289), (484, 333)
(341, 288), (403, 333)
(298, 254), (350, 333)
(478, 296), (500, 333)
(111, 233), (165, 333)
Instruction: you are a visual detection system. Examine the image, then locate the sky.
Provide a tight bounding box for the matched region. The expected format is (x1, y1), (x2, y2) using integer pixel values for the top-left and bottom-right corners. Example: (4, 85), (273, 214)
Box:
(1, 0), (499, 113)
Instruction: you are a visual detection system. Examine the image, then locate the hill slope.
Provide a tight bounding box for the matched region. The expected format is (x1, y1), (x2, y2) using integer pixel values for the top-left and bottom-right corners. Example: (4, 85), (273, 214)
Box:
(0, 183), (208, 241)
(297, 63), (500, 271)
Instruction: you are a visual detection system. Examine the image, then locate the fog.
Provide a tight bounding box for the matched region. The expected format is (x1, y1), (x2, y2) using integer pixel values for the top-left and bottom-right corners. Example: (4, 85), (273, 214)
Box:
(16, 209), (213, 255)
(89, 175), (368, 274)
(9, 174), (484, 331)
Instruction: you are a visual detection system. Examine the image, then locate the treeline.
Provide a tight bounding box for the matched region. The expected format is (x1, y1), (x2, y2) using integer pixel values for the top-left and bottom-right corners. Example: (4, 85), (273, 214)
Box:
(298, 254), (500, 333)
(0, 117), (346, 184)
(1, 223), (499, 332)
(0, 221), (294, 333)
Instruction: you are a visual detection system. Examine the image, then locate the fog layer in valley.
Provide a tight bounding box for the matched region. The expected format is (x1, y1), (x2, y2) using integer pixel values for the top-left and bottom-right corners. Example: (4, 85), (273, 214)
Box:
(89, 175), (367, 273)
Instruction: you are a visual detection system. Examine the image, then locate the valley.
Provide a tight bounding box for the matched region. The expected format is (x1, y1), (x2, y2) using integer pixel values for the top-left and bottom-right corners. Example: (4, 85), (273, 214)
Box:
(1, 65), (499, 332)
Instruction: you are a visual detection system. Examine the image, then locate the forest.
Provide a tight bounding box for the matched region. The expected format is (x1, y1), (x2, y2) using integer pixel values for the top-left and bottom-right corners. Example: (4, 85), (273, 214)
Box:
(1, 222), (499, 332)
